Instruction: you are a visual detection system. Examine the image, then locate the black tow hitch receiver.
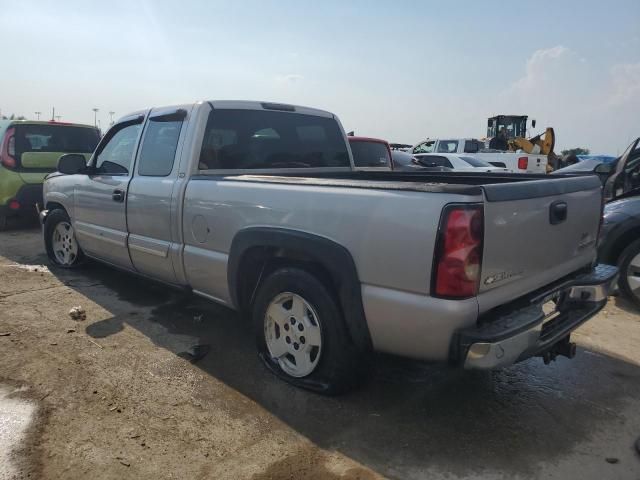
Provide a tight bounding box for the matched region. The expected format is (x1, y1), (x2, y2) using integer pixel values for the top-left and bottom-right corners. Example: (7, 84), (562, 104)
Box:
(541, 336), (577, 365)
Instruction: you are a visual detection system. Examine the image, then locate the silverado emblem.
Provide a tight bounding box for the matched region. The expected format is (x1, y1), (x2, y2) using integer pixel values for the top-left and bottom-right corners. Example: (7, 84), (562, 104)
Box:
(484, 270), (523, 286)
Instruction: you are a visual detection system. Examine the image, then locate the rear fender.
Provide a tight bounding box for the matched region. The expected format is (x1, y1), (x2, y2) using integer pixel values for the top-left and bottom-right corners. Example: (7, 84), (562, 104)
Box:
(228, 227), (372, 352)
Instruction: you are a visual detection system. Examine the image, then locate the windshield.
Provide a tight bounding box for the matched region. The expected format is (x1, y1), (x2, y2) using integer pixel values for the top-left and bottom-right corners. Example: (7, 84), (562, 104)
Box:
(554, 159), (605, 173)
(460, 156), (491, 167)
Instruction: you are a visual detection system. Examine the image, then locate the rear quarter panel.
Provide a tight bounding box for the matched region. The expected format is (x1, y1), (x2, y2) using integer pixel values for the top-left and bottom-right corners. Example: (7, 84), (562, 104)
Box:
(181, 178), (481, 359)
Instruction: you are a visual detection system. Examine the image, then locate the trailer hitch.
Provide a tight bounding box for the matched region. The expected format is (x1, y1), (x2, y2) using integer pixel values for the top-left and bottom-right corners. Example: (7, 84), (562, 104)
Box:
(541, 336), (577, 365)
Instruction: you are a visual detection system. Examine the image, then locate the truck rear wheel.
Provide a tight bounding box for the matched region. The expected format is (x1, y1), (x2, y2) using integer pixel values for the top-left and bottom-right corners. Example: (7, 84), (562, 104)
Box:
(44, 209), (85, 268)
(252, 267), (362, 395)
(618, 239), (640, 308)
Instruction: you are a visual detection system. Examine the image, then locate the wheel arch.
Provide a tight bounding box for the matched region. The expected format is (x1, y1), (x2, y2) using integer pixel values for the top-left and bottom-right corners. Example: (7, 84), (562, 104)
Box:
(228, 227), (372, 352)
(45, 201), (67, 213)
(600, 224), (640, 265)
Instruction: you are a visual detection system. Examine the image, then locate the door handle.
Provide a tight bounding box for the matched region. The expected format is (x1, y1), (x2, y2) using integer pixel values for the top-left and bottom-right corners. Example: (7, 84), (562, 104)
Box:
(112, 189), (125, 202)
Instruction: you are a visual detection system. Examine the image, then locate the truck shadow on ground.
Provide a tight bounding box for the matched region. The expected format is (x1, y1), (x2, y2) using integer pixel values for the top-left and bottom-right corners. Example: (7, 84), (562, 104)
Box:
(29, 259), (640, 478)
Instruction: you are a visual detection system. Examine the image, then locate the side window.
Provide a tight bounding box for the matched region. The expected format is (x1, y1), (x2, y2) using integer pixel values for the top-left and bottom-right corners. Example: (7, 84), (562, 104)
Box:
(437, 140), (458, 153)
(138, 118), (184, 176)
(413, 141), (435, 154)
(418, 155), (453, 168)
(95, 123), (141, 175)
(433, 156), (453, 168)
(464, 140), (479, 153)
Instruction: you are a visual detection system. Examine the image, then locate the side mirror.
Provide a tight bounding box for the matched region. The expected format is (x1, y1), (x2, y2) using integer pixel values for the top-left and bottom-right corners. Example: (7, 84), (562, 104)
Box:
(58, 154), (87, 175)
(594, 163), (613, 175)
(532, 119), (537, 129)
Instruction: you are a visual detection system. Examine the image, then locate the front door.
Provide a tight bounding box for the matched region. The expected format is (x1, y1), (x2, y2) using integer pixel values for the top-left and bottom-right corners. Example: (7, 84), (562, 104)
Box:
(73, 116), (144, 269)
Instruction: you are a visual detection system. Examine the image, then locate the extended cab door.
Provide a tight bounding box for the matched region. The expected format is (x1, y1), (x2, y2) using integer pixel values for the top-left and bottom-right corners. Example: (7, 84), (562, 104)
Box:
(73, 115), (145, 269)
(126, 106), (191, 284)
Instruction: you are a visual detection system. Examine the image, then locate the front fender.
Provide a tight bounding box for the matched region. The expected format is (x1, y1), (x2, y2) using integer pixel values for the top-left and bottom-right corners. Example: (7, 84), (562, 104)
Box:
(44, 187), (74, 220)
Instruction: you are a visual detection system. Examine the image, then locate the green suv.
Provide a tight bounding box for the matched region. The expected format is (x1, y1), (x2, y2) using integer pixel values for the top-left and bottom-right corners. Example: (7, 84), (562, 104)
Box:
(0, 120), (100, 229)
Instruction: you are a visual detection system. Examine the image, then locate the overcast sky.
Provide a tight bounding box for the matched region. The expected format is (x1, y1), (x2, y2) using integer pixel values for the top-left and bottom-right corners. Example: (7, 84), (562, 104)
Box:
(1, 0), (639, 153)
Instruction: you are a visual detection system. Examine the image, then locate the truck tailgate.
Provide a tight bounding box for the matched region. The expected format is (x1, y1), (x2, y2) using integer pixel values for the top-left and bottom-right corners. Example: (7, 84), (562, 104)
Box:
(477, 175), (602, 313)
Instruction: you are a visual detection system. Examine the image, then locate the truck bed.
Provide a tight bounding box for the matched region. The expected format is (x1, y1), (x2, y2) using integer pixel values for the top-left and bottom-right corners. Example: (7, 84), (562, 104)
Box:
(192, 171), (601, 202)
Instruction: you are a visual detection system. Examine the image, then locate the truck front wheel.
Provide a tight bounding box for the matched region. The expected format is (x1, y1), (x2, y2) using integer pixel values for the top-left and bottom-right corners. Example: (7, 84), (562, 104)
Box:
(44, 209), (85, 268)
(252, 267), (362, 395)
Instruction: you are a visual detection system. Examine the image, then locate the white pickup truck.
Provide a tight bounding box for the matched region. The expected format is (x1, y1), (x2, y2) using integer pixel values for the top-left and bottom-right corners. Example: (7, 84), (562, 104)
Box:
(41, 100), (615, 394)
(410, 138), (548, 174)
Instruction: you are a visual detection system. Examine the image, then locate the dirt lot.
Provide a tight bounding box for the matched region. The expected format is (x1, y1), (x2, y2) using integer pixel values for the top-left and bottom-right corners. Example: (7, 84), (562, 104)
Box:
(1, 226), (640, 479)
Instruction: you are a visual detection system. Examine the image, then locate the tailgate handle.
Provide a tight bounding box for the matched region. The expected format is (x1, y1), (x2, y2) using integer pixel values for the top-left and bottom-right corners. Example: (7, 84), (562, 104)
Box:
(549, 201), (568, 225)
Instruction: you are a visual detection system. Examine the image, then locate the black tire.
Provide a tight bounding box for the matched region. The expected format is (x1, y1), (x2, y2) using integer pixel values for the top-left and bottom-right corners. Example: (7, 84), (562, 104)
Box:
(44, 209), (85, 268)
(618, 239), (640, 309)
(252, 267), (364, 395)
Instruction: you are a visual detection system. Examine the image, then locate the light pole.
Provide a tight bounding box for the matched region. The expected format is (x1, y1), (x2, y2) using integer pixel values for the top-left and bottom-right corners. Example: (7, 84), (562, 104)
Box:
(92, 108), (99, 127)
(35, 111), (41, 120)
(108, 111), (115, 125)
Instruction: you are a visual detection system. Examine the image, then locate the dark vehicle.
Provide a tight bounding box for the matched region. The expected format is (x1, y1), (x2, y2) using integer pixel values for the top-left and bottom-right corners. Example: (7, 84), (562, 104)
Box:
(390, 150), (422, 171)
(598, 188), (640, 308)
(554, 137), (640, 201)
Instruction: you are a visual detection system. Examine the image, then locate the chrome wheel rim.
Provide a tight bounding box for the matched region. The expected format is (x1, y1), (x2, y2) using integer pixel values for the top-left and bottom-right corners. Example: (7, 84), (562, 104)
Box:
(52, 221), (79, 266)
(264, 292), (322, 378)
(627, 252), (640, 300)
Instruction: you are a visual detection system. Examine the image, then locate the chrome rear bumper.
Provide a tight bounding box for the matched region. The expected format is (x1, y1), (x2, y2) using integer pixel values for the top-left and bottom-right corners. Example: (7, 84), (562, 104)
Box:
(455, 264), (618, 369)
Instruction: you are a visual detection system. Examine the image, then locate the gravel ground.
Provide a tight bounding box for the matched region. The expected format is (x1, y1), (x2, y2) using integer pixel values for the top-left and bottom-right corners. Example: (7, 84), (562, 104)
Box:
(0, 226), (639, 479)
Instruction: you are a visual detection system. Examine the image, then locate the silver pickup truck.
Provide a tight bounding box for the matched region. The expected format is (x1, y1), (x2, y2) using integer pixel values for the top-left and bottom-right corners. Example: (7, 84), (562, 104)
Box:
(41, 100), (617, 394)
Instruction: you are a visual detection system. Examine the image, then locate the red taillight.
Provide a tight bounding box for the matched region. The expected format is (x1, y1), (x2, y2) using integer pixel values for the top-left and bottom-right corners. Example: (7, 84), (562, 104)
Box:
(433, 205), (484, 298)
(8, 199), (20, 210)
(1, 128), (17, 169)
(517, 156), (528, 170)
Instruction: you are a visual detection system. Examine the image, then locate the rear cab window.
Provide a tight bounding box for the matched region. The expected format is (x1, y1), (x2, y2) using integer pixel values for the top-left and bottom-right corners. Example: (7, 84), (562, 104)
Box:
(348, 140), (391, 168)
(7, 123), (100, 171)
(198, 109), (350, 170)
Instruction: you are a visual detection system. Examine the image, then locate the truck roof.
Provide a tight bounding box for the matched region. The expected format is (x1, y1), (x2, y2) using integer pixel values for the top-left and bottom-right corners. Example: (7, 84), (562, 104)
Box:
(0, 119), (97, 129)
(348, 136), (390, 145)
(116, 100), (337, 126)
(206, 100), (335, 118)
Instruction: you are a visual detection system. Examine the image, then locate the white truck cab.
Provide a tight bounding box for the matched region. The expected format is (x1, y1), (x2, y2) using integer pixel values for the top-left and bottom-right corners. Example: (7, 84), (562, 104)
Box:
(411, 138), (548, 174)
